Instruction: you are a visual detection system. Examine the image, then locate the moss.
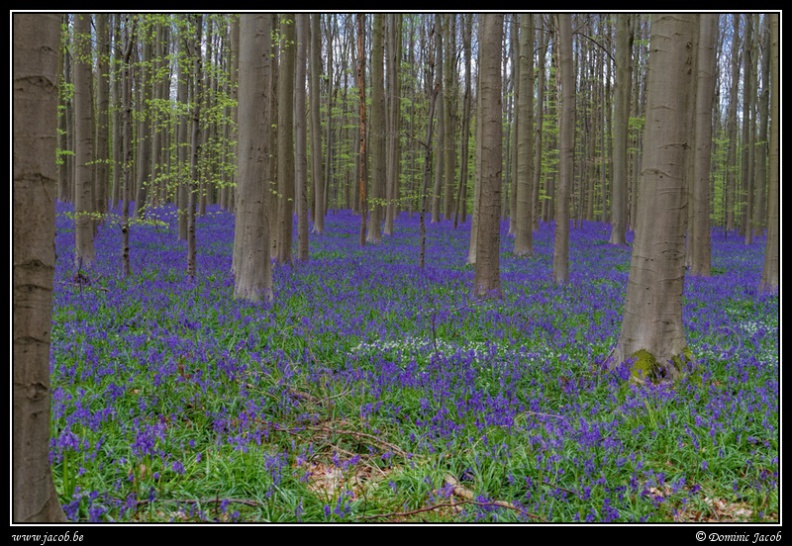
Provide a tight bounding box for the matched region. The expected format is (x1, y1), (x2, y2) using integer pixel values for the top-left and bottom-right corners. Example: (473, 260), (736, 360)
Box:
(630, 349), (657, 384)
(630, 347), (693, 385)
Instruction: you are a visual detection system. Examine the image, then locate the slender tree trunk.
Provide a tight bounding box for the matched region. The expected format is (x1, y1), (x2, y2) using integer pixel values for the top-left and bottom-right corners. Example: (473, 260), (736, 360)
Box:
(419, 23), (439, 270)
(135, 33), (152, 218)
(233, 14), (273, 301)
(473, 14), (503, 299)
(367, 14), (385, 243)
(13, 13), (68, 522)
(73, 13), (95, 269)
(187, 14), (203, 280)
(609, 14), (632, 245)
(385, 14), (402, 235)
(741, 14), (754, 244)
(296, 14), (309, 262)
(614, 14), (696, 382)
(121, 16), (137, 278)
(431, 14), (444, 224)
(95, 14), (110, 219)
(356, 14), (368, 247)
(753, 14), (769, 238)
(177, 16), (190, 241)
(760, 14), (778, 292)
(277, 15), (295, 265)
(455, 14), (473, 229)
(514, 13), (534, 257)
(442, 14), (457, 223)
(690, 14), (718, 277)
(553, 14), (573, 285)
(310, 14), (325, 234)
(725, 14), (740, 234)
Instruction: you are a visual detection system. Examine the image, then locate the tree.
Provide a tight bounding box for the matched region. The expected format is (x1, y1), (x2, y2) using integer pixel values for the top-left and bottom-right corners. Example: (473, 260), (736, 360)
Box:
(613, 14), (696, 383)
(295, 14), (310, 262)
(553, 13), (574, 285)
(13, 12), (68, 522)
(233, 14), (273, 302)
(310, 14), (325, 234)
(73, 13), (95, 268)
(689, 14), (718, 277)
(513, 13), (534, 257)
(367, 13), (385, 243)
(277, 15), (296, 265)
(384, 14), (403, 235)
(187, 14), (203, 279)
(473, 13), (503, 299)
(356, 14), (368, 247)
(609, 14), (632, 246)
(760, 13), (778, 292)
(121, 16), (137, 277)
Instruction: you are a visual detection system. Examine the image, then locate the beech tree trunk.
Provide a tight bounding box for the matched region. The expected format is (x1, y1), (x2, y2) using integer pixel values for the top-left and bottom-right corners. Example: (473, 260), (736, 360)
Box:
(609, 14), (632, 246)
(553, 14), (574, 285)
(614, 14), (696, 383)
(473, 14), (503, 299)
(73, 13), (95, 269)
(13, 12), (68, 523)
(513, 13), (534, 257)
(296, 14), (310, 262)
(233, 14), (273, 301)
(760, 14), (778, 292)
(367, 13), (385, 243)
(277, 15), (295, 265)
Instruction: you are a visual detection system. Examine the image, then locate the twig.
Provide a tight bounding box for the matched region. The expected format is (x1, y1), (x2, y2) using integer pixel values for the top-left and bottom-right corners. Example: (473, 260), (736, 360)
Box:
(357, 499), (541, 522)
(304, 425), (409, 458)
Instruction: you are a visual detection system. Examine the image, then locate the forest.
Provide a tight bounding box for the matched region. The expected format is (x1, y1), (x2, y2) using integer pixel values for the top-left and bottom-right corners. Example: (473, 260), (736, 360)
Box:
(13, 12), (778, 525)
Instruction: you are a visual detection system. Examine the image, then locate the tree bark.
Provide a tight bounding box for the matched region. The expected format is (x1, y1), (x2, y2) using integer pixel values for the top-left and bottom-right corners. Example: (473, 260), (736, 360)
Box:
(73, 13), (95, 268)
(609, 14), (632, 245)
(296, 14), (310, 262)
(277, 15), (295, 265)
(473, 14), (504, 299)
(760, 14), (778, 292)
(356, 14), (368, 247)
(690, 14), (718, 277)
(13, 12), (68, 523)
(233, 14), (273, 301)
(310, 14), (325, 234)
(553, 14), (574, 285)
(367, 13), (385, 243)
(614, 14), (696, 383)
(513, 13), (534, 257)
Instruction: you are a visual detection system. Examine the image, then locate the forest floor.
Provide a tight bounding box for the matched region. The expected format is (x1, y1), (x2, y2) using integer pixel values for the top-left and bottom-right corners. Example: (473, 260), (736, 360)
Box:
(49, 203), (778, 523)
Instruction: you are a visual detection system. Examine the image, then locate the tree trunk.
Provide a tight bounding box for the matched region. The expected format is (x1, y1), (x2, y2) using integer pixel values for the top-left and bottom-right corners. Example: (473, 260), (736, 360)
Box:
(741, 14), (754, 243)
(431, 14), (444, 224)
(455, 14), (473, 228)
(553, 14), (573, 285)
(356, 14), (368, 247)
(609, 14), (632, 245)
(121, 16), (137, 278)
(296, 14), (310, 262)
(177, 16), (190, 241)
(187, 14), (203, 280)
(310, 14), (325, 235)
(13, 12), (68, 523)
(234, 14), (273, 301)
(513, 13), (534, 257)
(473, 14), (503, 299)
(725, 15), (740, 234)
(614, 14), (696, 383)
(277, 15), (295, 265)
(752, 14), (769, 239)
(760, 14), (778, 292)
(384, 14), (402, 235)
(367, 14), (385, 243)
(95, 14), (110, 219)
(690, 15), (718, 277)
(73, 13), (95, 269)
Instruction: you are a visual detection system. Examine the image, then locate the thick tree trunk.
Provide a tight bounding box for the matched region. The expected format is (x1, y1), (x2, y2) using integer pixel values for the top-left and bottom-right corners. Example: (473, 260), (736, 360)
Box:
(473, 14), (503, 299)
(234, 14), (273, 301)
(13, 13), (68, 523)
(614, 14), (696, 383)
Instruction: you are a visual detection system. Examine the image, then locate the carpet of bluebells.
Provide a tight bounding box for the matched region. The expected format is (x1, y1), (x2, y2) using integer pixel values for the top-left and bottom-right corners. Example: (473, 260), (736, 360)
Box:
(49, 202), (779, 523)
